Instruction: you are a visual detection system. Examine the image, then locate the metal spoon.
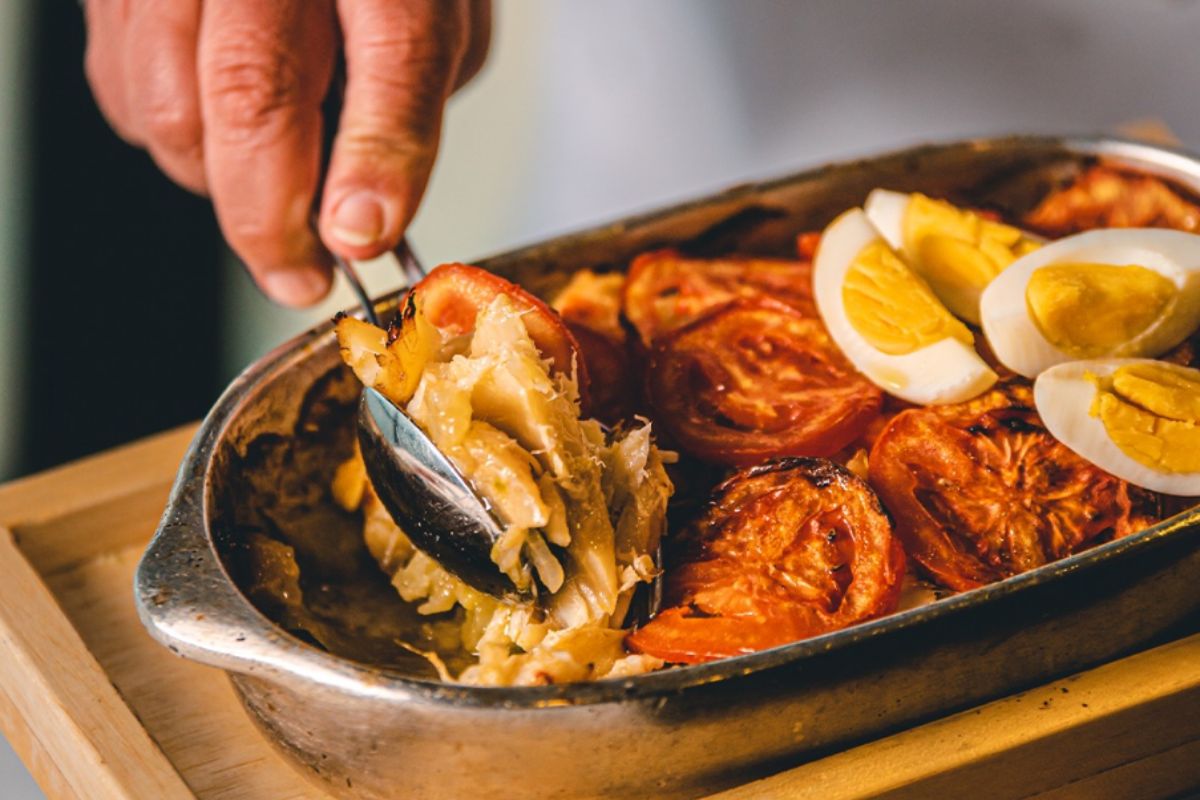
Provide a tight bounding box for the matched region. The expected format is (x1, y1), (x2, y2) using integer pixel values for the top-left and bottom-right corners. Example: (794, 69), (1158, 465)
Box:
(333, 244), (514, 598)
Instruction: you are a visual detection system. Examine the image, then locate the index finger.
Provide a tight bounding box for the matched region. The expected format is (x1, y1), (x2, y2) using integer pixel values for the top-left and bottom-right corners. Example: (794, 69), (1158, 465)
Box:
(198, 0), (337, 306)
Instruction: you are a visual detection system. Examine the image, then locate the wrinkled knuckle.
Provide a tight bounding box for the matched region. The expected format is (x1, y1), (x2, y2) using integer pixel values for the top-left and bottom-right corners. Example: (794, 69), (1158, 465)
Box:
(396, 28), (461, 76)
(338, 128), (437, 170)
(204, 31), (303, 144)
(357, 8), (465, 83)
(360, 70), (447, 141)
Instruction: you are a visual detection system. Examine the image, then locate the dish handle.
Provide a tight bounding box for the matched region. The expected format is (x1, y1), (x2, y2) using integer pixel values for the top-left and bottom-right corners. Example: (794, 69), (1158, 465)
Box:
(133, 431), (393, 698)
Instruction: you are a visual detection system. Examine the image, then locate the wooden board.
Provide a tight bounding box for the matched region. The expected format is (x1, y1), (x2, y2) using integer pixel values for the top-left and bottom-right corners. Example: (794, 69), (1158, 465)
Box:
(0, 427), (1198, 800)
(0, 428), (320, 800)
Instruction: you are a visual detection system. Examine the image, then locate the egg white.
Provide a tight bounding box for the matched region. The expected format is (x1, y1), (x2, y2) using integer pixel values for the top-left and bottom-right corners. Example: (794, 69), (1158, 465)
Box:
(813, 209), (997, 405)
(980, 228), (1200, 378)
(1035, 358), (1200, 496)
(863, 189), (909, 252)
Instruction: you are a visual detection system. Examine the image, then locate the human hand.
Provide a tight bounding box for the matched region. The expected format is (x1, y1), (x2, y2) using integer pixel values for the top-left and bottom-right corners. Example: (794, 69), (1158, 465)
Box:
(84, 0), (490, 306)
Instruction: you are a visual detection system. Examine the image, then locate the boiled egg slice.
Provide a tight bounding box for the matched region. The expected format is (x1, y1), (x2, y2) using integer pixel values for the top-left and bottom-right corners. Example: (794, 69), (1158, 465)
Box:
(865, 189), (1041, 325)
(814, 209), (997, 405)
(1035, 358), (1200, 496)
(980, 228), (1200, 378)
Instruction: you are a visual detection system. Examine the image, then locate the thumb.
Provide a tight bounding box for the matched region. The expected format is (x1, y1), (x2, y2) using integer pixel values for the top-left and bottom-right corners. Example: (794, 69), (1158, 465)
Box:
(318, 0), (468, 259)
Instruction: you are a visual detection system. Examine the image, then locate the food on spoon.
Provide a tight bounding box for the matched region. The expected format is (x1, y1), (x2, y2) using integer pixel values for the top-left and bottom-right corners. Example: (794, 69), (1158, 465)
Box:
(868, 381), (1161, 591)
(335, 263), (673, 685)
(622, 249), (816, 346)
(813, 208), (998, 405)
(335, 299), (441, 407)
(1025, 165), (1200, 236)
(1034, 359), (1200, 496)
(626, 458), (905, 664)
(864, 189), (1041, 324)
(416, 262), (586, 380)
(979, 228), (1200, 378)
(644, 297), (882, 466)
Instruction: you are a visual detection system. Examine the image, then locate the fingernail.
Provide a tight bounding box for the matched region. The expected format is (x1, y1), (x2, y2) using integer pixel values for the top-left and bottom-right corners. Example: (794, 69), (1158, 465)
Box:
(261, 268), (331, 307)
(330, 191), (387, 247)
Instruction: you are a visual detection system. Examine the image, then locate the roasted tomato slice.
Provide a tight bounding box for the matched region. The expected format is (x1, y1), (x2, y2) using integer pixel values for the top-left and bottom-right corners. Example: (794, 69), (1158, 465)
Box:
(1024, 165), (1200, 235)
(646, 297), (882, 465)
(869, 382), (1161, 592)
(623, 249), (816, 346)
(626, 458), (906, 664)
(415, 261), (587, 377)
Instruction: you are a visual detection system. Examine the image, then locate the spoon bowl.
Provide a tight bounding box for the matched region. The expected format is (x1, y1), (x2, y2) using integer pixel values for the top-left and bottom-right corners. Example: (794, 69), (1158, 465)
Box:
(357, 386), (516, 597)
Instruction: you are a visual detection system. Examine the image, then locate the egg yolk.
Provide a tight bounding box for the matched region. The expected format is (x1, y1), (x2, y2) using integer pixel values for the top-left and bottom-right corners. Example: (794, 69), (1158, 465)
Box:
(902, 194), (1041, 323)
(1026, 263), (1177, 357)
(843, 239), (974, 355)
(1089, 362), (1200, 474)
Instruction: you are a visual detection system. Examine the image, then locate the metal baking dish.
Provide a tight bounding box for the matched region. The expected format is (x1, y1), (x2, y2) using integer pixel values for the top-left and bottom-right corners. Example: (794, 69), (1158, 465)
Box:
(136, 136), (1200, 800)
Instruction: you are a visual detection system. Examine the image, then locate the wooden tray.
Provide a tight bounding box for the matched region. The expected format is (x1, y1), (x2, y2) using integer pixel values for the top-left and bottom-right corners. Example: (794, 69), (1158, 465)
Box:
(0, 427), (1198, 800)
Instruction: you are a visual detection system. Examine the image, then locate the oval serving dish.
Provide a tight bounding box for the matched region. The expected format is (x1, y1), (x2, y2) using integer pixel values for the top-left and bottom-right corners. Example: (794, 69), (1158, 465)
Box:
(136, 136), (1200, 800)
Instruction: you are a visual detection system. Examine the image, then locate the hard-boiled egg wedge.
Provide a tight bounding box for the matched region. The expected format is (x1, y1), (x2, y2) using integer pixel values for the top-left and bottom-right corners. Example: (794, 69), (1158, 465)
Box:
(865, 189), (1041, 324)
(1035, 358), (1200, 496)
(980, 228), (1200, 378)
(814, 209), (997, 405)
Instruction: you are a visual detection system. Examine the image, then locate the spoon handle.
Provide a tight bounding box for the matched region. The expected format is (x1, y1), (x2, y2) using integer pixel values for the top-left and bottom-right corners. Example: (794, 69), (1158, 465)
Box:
(333, 253), (382, 327)
(396, 238), (428, 284)
(334, 237), (428, 328)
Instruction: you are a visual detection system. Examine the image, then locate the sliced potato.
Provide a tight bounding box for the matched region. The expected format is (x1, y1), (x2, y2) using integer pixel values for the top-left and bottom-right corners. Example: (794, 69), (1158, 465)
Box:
(385, 297), (442, 403)
(334, 298), (442, 407)
(335, 316), (389, 389)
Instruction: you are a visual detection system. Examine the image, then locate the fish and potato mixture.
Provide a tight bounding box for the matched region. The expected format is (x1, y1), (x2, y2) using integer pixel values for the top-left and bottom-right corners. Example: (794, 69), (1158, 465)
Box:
(332, 165), (1200, 685)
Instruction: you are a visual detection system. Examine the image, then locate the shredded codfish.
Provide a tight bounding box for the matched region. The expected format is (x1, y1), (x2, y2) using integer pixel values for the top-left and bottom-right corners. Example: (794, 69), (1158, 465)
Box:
(335, 295), (672, 685)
